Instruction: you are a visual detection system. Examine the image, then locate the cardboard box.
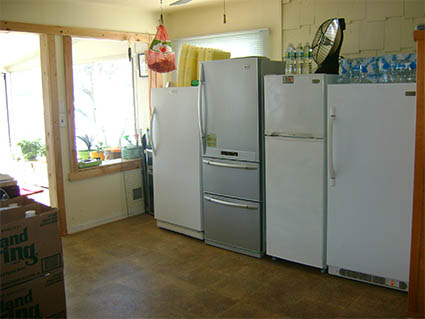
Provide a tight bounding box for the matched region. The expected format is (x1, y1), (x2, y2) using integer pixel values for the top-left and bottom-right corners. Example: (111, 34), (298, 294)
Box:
(1, 269), (66, 318)
(0, 196), (35, 211)
(0, 203), (63, 289)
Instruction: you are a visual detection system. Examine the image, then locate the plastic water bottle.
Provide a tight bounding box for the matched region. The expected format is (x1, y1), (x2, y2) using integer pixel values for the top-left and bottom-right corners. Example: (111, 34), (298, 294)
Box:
(379, 61), (390, 83)
(303, 42), (312, 74)
(295, 43), (304, 74)
(350, 64), (361, 83)
(283, 46), (290, 74)
(285, 43), (296, 74)
(337, 68), (348, 83)
(360, 65), (371, 83)
(406, 61), (416, 83)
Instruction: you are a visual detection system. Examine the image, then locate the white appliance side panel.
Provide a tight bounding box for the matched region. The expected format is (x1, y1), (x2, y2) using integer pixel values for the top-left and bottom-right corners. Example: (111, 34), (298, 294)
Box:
(264, 74), (326, 137)
(152, 87), (202, 231)
(266, 136), (325, 268)
(327, 83), (416, 282)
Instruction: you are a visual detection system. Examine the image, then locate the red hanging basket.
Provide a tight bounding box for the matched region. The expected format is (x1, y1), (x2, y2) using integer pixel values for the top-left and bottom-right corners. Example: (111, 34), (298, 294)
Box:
(147, 24), (176, 73)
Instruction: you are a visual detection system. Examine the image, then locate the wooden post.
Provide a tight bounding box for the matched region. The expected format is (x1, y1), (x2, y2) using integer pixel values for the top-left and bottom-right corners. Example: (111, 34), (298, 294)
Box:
(39, 34), (68, 236)
(408, 29), (425, 318)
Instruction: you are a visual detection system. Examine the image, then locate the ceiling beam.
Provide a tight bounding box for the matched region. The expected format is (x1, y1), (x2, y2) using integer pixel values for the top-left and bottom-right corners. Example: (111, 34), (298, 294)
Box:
(0, 20), (151, 42)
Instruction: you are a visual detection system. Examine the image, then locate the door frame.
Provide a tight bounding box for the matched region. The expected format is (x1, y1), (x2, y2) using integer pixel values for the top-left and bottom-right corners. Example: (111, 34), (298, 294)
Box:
(1, 20), (151, 236)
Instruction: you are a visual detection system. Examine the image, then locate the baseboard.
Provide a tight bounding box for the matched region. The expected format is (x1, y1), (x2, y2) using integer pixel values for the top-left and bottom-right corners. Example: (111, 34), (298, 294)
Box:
(68, 211), (144, 234)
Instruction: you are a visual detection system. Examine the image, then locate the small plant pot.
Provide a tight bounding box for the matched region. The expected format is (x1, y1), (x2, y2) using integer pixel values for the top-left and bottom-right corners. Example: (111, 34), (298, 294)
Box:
(90, 151), (105, 161)
(78, 150), (91, 160)
(122, 146), (142, 159)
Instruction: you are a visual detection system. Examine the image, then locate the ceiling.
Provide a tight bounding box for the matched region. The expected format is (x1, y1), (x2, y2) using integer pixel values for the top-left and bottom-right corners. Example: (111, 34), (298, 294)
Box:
(0, 0), (247, 70)
(66, 0), (245, 12)
(0, 32), (40, 71)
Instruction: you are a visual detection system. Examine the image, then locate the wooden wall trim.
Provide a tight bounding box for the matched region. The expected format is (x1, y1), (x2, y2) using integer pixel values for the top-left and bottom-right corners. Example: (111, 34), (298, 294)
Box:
(39, 34), (68, 236)
(69, 160), (141, 181)
(63, 36), (78, 174)
(0, 20), (151, 42)
(408, 29), (425, 318)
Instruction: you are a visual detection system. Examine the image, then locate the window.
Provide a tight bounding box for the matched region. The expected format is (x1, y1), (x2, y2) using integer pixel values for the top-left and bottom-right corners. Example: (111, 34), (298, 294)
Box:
(172, 28), (270, 60)
(66, 36), (149, 180)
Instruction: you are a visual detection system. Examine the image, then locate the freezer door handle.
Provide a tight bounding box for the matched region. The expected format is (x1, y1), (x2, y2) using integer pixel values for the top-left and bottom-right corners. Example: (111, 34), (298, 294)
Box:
(198, 64), (206, 154)
(150, 107), (157, 155)
(202, 159), (258, 170)
(328, 106), (336, 186)
(204, 195), (257, 210)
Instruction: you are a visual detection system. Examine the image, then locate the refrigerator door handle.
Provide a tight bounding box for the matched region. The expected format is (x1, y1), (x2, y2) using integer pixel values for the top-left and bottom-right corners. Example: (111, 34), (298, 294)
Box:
(203, 159), (258, 170)
(198, 64), (206, 154)
(150, 107), (157, 155)
(328, 106), (336, 186)
(204, 195), (257, 210)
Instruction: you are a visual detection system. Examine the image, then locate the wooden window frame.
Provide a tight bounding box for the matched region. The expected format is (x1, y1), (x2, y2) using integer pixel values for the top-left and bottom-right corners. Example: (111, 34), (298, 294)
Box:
(64, 36), (146, 181)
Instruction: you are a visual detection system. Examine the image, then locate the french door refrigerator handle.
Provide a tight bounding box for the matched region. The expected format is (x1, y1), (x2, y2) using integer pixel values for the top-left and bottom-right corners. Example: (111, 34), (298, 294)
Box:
(204, 195), (257, 210)
(328, 106), (336, 186)
(202, 159), (258, 170)
(198, 64), (206, 154)
(150, 107), (157, 155)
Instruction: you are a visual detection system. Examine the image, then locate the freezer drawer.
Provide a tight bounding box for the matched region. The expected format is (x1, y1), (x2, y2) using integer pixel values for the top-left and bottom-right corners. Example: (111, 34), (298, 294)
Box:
(202, 158), (260, 201)
(203, 194), (262, 256)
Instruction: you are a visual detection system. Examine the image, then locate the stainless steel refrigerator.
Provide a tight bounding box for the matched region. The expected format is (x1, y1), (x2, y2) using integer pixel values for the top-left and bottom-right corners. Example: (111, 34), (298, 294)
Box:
(198, 57), (284, 257)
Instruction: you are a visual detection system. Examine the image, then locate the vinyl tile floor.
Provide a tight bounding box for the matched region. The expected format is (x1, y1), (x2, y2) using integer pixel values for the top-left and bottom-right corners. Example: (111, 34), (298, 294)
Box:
(63, 214), (408, 318)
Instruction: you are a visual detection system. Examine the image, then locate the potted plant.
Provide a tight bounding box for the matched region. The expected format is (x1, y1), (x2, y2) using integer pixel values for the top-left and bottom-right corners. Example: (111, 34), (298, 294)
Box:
(90, 142), (105, 161)
(16, 139), (46, 161)
(122, 134), (142, 159)
(77, 134), (93, 160)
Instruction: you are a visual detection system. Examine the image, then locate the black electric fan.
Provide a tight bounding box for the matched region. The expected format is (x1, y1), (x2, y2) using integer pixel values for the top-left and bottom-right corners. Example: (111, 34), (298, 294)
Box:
(311, 18), (346, 74)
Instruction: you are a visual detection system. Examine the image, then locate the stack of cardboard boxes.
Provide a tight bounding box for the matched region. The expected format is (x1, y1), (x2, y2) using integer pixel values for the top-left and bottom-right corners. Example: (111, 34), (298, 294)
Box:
(0, 196), (66, 318)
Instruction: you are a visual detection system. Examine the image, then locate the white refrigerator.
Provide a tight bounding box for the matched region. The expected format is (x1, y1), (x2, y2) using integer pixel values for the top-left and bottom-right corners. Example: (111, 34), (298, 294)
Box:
(151, 87), (203, 240)
(327, 83), (416, 291)
(264, 74), (336, 269)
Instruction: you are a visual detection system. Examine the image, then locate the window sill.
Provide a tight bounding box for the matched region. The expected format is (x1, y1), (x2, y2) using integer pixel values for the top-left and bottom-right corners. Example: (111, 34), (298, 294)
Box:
(68, 158), (142, 181)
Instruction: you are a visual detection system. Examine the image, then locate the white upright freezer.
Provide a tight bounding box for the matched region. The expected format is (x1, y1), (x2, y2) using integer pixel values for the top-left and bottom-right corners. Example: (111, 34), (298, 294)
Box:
(151, 87), (203, 239)
(264, 74), (336, 269)
(326, 83), (416, 291)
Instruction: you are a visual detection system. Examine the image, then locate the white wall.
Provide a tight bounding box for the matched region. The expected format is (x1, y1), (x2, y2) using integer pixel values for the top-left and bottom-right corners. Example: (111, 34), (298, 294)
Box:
(282, 0), (425, 58)
(1, 0), (157, 233)
(1, 0), (157, 34)
(165, 0), (282, 61)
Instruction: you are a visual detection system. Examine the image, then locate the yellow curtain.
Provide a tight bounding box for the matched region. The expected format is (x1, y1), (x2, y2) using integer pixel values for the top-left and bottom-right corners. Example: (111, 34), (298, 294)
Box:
(177, 44), (231, 87)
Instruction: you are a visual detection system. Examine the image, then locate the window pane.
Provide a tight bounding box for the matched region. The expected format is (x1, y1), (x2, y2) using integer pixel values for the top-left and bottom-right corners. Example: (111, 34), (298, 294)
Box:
(8, 69), (45, 144)
(73, 58), (134, 151)
(173, 29), (270, 60)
